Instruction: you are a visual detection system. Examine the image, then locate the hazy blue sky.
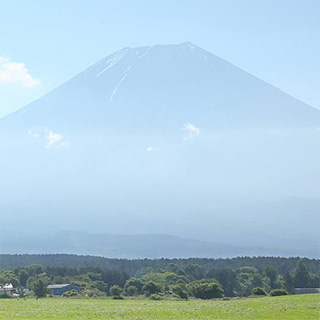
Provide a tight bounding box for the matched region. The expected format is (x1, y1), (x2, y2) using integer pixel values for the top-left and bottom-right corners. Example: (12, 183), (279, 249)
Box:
(0, 0), (319, 118)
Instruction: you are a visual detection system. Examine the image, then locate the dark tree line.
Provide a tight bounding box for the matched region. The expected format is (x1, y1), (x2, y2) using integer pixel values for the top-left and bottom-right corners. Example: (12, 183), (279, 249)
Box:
(0, 257), (318, 299)
(0, 254), (319, 276)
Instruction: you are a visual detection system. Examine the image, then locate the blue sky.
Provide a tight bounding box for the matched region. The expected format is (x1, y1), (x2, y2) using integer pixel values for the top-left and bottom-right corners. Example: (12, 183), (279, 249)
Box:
(0, 0), (319, 118)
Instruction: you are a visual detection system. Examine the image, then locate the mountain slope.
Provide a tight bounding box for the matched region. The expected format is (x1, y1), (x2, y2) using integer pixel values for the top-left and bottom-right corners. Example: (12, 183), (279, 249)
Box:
(2, 42), (319, 132)
(0, 42), (319, 258)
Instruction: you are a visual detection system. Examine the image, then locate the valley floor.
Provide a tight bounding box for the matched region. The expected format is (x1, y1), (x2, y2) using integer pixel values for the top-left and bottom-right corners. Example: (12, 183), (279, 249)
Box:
(0, 294), (319, 319)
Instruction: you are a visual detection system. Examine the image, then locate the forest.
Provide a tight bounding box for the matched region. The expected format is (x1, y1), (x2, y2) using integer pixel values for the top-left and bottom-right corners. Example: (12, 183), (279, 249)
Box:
(0, 255), (319, 300)
(1, 254), (319, 275)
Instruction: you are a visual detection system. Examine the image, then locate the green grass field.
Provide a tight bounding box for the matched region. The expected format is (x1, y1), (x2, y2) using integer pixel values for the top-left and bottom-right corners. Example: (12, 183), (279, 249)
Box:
(0, 294), (319, 319)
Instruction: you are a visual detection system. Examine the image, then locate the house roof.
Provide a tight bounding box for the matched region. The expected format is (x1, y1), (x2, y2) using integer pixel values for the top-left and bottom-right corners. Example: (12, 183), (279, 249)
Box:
(294, 288), (320, 292)
(47, 284), (71, 289)
(0, 283), (14, 289)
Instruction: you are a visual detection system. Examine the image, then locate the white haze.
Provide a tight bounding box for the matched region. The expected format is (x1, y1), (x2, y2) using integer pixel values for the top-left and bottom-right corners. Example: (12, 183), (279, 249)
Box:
(0, 43), (319, 257)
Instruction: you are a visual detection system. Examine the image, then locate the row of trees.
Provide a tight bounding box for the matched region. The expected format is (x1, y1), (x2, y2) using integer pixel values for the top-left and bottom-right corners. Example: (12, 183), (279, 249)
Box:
(0, 259), (318, 299)
(0, 264), (128, 298)
(1, 255), (319, 276)
(118, 259), (318, 299)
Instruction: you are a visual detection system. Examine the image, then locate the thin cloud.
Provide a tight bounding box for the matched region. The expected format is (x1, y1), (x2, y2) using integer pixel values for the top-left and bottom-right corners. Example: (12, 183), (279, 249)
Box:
(46, 132), (63, 148)
(0, 56), (40, 88)
(183, 123), (200, 139)
(28, 127), (69, 148)
(146, 146), (159, 152)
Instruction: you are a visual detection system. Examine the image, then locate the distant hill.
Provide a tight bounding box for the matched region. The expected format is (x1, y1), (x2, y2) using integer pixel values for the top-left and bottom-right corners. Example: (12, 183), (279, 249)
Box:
(0, 231), (307, 259)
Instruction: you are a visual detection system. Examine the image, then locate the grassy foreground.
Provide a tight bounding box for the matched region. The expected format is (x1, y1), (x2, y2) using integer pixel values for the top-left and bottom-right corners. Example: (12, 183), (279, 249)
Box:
(0, 294), (319, 319)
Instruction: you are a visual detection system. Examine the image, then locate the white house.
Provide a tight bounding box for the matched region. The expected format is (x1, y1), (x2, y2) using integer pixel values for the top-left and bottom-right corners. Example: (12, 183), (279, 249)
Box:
(0, 283), (15, 297)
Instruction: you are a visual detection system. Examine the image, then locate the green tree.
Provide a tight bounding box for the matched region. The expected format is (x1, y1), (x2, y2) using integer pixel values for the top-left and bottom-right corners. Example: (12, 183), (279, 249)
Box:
(187, 280), (224, 299)
(85, 272), (103, 281)
(92, 280), (108, 294)
(143, 271), (186, 286)
(16, 286), (26, 298)
(293, 259), (311, 288)
(274, 274), (286, 289)
(206, 269), (236, 297)
(26, 276), (35, 289)
(235, 271), (269, 297)
(182, 264), (205, 281)
(167, 263), (180, 274)
(25, 264), (44, 276)
(124, 278), (144, 294)
(0, 269), (20, 287)
(252, 287), (267, 295)
(142, 281), (161, 296)
(239, 267), (258, 274)
(250, 273), (265, 289)
(264, 266), (277, 289)
(284, 271), (294, 293)
(18, 269), (29, 287)
(110, 285), (123, 297)
(166, 263), (186, 276)
(171, 284), (188, 299)
(33, 279), (48, 298)
(125, 285), (138, 296)
(309, 274), (320, 288)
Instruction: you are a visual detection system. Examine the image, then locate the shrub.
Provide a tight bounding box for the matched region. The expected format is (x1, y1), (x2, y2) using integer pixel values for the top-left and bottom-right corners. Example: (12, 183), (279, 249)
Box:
(252, 287), (267, 296)
(270, 289), (288, 296)
(171, 284), (188, 299)
(188, 280), (224, 299)
(82, 288), (106, 298)
(62, 289), (78, 297)
(32, 279), (49, 298)
(149, 294), (163, 300)
(124, 285), (138, 296)
(124, 278), (144, 294)
(142, 281), (162, 296)
(110, 285), (123, 297)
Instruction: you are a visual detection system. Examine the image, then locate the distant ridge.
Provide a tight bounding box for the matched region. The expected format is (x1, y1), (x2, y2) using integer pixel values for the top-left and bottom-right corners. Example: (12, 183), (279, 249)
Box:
(0, 232), (306, 259)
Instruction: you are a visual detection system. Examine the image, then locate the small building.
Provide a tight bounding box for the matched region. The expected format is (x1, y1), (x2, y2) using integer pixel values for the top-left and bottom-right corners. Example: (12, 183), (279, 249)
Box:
(0, 283), (16, 297)
(47, 284), (80, 296)
(293, 288), (320, 295)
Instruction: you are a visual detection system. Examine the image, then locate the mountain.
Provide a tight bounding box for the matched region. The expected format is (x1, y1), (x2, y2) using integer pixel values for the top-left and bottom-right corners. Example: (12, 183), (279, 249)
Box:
(0, 42), (319, 258)
(1, 42), (320, 132)
(0, 231), (306, 259)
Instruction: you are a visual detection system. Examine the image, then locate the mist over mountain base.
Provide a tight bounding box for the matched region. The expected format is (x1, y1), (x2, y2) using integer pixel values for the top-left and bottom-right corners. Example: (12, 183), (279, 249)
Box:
(0, 43), (319, 258)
